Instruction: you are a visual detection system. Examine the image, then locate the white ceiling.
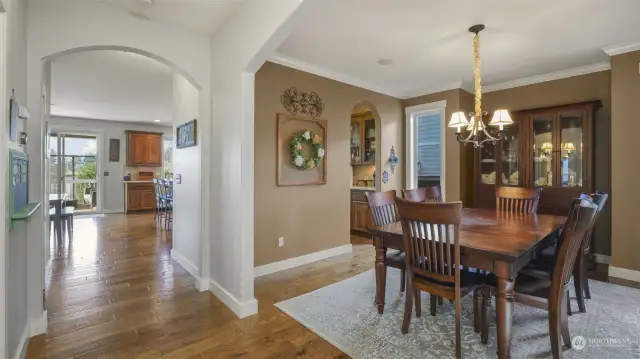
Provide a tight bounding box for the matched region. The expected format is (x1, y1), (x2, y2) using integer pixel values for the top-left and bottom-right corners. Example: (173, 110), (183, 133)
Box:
(275, 0), (640, 98)
(97, 0), (244, 34)
(50, 50), (174, 124)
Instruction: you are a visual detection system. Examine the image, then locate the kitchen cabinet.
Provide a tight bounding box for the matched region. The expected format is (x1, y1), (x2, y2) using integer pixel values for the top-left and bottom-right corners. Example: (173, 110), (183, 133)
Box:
(350, 189), (374, 233)
(125, 182), (156, 213)
(475, 101), (599, 216)
(125, 131), (163, 167)
(350, 111), (376, 165)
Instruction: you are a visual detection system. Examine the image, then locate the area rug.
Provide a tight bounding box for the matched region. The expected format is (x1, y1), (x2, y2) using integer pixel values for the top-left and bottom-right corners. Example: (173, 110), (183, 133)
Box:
(276, 268), (640, 359)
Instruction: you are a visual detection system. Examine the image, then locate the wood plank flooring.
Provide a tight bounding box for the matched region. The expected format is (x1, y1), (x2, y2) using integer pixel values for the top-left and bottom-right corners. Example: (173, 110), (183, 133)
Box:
(26, 214), (375, 359)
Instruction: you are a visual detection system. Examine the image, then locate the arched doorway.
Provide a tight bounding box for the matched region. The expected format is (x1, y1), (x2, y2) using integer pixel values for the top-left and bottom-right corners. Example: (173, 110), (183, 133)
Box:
(350, 101), (382, 191)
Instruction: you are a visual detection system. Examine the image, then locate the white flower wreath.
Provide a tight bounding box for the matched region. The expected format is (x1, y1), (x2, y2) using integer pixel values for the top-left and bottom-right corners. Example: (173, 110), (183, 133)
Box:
(290, 130), (325, 169)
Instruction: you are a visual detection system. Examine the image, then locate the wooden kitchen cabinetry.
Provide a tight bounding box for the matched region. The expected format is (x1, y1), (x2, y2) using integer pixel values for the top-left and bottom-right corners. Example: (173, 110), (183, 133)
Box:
(350, 111), (376, 166)
(350, 189), (374, 233)
(125, 131), (163, 167)
(125, 183), (156, 213)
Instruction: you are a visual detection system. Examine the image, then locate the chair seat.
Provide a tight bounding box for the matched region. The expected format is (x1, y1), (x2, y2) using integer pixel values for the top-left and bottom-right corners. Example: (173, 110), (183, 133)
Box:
(385, 251), (405, 269)
(514, 273), (552, 298)
(414, 269), (495, 297)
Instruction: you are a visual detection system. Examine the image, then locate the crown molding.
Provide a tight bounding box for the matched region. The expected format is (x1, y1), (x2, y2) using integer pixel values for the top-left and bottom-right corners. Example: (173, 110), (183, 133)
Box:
(483, 62), (611, 93)
(400, 81), (467, 100)
(267, 53), (405, 99)
(603, 42), (640, 56)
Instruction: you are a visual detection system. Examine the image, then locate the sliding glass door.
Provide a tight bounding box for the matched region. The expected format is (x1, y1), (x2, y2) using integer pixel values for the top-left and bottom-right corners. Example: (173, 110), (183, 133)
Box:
(49, 133), (99, 213)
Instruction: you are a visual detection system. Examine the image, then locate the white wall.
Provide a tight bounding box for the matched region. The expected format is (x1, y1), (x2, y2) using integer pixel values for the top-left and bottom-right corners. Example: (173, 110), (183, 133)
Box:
(48, 116), (171, 213)
(26, 0), (211, 332)
(3, 0), (30, 357)
(208, 0), (321, 317)
(171, 73), (202, 283)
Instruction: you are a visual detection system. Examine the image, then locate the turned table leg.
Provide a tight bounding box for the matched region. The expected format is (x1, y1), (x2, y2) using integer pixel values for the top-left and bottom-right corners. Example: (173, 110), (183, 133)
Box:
(374, 237), (387, 314)
(496, 277), (515, 359)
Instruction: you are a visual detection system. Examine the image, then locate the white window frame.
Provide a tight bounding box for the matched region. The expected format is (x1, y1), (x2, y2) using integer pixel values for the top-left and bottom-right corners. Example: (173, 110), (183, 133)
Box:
(405, 100), (447, 199)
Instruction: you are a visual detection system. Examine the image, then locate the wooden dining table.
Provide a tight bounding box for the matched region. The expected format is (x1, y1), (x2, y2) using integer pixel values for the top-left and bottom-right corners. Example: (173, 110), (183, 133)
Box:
(368, 208), (566, 359)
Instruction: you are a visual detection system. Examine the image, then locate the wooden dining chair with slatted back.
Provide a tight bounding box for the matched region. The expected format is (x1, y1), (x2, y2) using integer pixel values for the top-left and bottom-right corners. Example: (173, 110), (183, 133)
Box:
(402, 186), (443, 203)
(577, 192), (607, 302)
(396, 198), (492, 359)
(480, 198), (598, 359)
(496, 186), (542, 214)
(364, 190), (407, 296)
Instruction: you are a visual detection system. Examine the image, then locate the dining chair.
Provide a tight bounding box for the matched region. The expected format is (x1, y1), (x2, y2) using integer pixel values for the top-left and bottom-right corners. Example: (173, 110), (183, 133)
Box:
(401, 186), (443, 203)
(496, 186), (542, 214)
(152, 178), (163, 224)
(577, 192), (607, 301)
(162, 179), (173, 230)
(396, 198), (491, 359)
(479, 198), (598, 359)
(364, 190), (406, 293)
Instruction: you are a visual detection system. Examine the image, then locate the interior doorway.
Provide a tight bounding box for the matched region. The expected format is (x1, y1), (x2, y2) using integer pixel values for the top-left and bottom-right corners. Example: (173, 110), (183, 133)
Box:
(48, 132), (100, 213)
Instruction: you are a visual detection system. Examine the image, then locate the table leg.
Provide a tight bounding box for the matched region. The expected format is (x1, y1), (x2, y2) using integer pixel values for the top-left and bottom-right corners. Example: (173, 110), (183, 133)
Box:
(496, 277), (515, 359)
(56, 216), (63, 246)
(374, 237), (387, 314)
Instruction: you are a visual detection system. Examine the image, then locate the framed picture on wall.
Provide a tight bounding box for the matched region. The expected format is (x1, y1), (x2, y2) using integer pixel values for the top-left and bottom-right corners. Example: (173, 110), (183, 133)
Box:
(176, 119), (197, 149)
(109, 138), (120, 162)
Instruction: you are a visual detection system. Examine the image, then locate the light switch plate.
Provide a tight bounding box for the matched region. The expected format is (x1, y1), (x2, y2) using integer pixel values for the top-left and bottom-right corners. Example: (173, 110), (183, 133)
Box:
(175, 174), (182, 184)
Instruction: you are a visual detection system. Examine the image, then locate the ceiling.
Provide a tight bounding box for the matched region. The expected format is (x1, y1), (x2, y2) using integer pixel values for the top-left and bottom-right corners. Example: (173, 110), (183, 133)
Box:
(275, 0), (640, 98)
(97, 0), (244, 34)
(50, 50), (174, 124)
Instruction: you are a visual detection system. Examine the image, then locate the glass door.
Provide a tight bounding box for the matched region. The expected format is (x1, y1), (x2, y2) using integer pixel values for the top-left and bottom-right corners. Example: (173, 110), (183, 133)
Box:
(559, 111), (584, 188)
(531, 115), (555, 187)
(49, 133), (99, 213)
(500, 123), (520, 186)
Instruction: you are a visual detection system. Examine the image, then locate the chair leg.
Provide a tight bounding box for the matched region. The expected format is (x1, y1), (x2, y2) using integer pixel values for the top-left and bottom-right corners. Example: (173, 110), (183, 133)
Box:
(473, 289), (482, 333)
(66, 219), (72, 241)
(481, 287), (491, 345)
(561, 291), (572, 349)
(455, 296), (462, 359)
(414, 288), (422, 318)
(574, 270), (586, 313)
(401, 281), (413, 334)
(549, 306), (563, 359)
(438, 296), (444, 305)
(566, 289), (572, 316)
(582, 255), (591, 299)
(430, 293), (437, 316)
(400, 269), (406, 292)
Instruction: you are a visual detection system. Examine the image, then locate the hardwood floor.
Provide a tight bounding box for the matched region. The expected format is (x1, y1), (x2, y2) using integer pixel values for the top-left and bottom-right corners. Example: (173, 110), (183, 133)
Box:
(26, 214), (374, 359)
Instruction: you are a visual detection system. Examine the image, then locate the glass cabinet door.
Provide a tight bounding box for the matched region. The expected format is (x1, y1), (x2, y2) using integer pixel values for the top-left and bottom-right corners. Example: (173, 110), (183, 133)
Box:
(500, 123), (520, 186)
(559, 112), (584, 188)
(350, 120), (361, 164)
(479, 128), (498, 185)
(532, 116), (554, 187)
(363, 118), (376, 164)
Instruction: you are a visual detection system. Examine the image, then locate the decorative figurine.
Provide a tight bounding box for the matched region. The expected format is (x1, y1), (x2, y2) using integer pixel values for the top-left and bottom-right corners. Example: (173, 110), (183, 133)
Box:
(388, 146), (399, 174)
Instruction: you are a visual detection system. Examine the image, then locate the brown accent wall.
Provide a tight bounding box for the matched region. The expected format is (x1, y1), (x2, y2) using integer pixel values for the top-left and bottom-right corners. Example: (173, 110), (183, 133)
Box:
(482, 71), (612, 256)
(254, 62), (403, 267)
(611, 51), (640, 271)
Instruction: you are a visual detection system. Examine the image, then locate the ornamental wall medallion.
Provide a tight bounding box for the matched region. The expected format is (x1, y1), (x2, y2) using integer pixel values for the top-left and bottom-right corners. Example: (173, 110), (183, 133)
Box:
(281, 87), (324, 118)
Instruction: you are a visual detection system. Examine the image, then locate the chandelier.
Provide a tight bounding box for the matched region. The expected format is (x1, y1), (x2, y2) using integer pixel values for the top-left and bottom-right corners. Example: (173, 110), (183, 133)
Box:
(447, 24), (513, 148)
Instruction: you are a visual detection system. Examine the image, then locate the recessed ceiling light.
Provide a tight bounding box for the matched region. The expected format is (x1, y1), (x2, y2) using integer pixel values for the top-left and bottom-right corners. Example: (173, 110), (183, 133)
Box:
(153, 120), (160, 123)
(377, 58), (393, 66)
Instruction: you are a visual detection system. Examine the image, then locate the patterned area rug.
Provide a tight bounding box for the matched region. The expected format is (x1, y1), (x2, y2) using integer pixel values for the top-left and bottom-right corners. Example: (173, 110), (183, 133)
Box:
(276, 268), (640, 359)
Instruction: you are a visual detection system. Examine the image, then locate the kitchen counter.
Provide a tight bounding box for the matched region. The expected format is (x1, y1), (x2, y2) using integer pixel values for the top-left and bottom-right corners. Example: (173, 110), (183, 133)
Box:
(351, 186), (374, 191)
(123, 180), (154, 183)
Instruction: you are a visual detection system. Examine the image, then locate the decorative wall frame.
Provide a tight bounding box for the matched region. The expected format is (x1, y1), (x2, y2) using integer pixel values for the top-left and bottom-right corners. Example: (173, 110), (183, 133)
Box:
(109, 138), (120, 162)
(176, 119), (197, 149)
(277, 113), (327, 186)
(280, 87), (324, 118)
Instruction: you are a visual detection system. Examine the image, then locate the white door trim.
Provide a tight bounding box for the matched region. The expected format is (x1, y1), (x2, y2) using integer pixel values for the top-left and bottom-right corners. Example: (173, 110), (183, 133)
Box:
(405, 100), (447, 199)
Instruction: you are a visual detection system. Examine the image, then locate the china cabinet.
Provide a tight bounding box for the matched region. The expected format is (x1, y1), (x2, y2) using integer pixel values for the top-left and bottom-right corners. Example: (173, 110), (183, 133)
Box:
(475, 101), (600, 215)
(351, 111), (376, 165)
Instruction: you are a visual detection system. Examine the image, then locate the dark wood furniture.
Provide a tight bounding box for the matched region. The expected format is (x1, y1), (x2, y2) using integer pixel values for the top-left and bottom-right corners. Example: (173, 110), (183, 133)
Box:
(475, 102), (600, 216)
(480, 199), (598, 359)
(401, 186), (443, 203)
(365, 190), (406, 294)
(49, 199), (74, 244)
(350, 111), (376, 165)
(368, 208), (566, 359)
(396, 199), (489, 359)
(125, 130), (163, 167)
(350, 188), (374, 233)
(125, 182), (156, 213)
(496, 186), (541, 214)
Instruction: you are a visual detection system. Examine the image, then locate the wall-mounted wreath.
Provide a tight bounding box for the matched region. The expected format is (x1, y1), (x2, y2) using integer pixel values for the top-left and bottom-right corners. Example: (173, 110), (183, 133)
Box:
(290, 130), (325, 169)
(281, 87), (324, 118)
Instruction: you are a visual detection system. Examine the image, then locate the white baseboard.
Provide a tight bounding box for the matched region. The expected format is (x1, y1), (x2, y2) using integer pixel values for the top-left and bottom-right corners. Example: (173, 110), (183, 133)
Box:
(594, 254), (611, 265)
(30, 311), (47, 336)
(171, 249), (208, 292)
(13, 325), (30, 359)
(254, 244), (353, 278)
(609, 266), (640, 282)
(102, 208), (124, 214)
(209, 279), (258, 318)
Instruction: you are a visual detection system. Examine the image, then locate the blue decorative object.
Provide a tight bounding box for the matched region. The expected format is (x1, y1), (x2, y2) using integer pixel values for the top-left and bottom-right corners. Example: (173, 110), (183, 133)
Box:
(382, 170), (389, 184)
(373, 171), (376, 186)
(388, 146), (399, 174)
(9, 150), (41, 225)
